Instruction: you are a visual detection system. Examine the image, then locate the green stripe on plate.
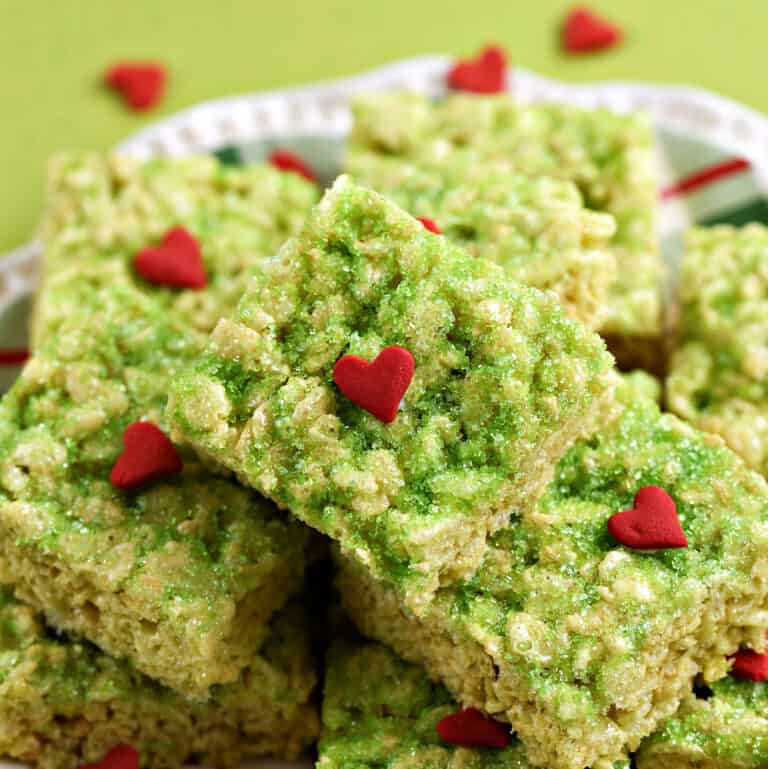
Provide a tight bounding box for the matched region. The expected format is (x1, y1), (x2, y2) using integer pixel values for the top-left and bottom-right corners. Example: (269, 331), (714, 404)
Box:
(213, 146), (244, 166)
(700, 197), (768, 227)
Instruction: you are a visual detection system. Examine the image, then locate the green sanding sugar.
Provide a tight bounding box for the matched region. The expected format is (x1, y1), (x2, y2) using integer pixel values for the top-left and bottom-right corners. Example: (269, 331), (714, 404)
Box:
(336, 377), (768, 769)
(637, 677), (768, 769)
(668, 224), (768, 477)
(169, 175), (615, 613)
(346, 92), (661, 341)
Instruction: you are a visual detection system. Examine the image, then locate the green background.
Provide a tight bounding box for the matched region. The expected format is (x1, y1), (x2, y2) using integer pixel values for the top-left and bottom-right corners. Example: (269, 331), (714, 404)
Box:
(0, 0), (763, 253)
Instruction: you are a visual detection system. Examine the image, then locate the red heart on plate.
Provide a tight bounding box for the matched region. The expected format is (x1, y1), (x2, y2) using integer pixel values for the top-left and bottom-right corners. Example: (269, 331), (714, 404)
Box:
(447, 45), (507, 94)
(417, 217), (442, 234)
(81, 745), (139, 769)
(105, 62), (166, 111)
(135, 227), (207, 289)
(730, 649), (768, 682)
(562, 7), (622, 53)
(110, 422), (183, 491)
(333, 346), (414, 423)
(268, 149), (318, 183)
(607, 486), (688, 550)
(437, 708), (510, 749)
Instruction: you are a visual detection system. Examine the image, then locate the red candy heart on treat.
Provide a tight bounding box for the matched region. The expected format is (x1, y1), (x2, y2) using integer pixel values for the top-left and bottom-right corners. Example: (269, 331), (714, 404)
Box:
(607, 486), (688, 550)
(562, 7), (622, 54)
(135, 227), (207, 289)
(417, 217), (442, 234)
(730, 649), (768, 682)
(105, 62), (166, 111)
(437, 708), (511, 749)
(447, 45), (507, 94)
(80, 745), (139, 769)
(333, 346), (414, 424)
(268, 150), (318, 183)
(110, 422), (183, 491)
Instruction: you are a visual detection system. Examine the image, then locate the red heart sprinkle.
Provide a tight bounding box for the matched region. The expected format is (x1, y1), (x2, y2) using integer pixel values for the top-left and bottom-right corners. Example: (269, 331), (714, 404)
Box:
(135, 227), (207, 289)
(333, 346), (414, 423)
(110, 422), (183, 491)
(562, 7), (622, 54)
(730, 649), (768, 682)
(105, 63), (166, 111)
(80, 745), (139, 769)
(447, 45), (507, 94)
(607, 486), (688, 550)
(437, 708), (511, 749)
(417, 217), (442, 234)
(268, 150), (318, 183)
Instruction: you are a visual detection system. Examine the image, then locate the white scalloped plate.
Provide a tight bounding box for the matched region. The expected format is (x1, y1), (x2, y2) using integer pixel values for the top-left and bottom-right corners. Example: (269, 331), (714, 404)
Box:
(3, 55), (768, 769)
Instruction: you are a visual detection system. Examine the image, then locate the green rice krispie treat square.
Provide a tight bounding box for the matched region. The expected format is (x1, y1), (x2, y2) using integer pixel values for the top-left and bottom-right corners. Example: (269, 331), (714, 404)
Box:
(667, 225), (768, 477)
(169, 175), (615, 613)
(319, 637), (533, 769)
(337, 379), (768, 769)
(0, 282), (311, 698)
(0, 588), (318, 769)
(636, 676), (768, 769)
(34, 152), (319, 347)
(346, 92), (662, 367)
(344, 153), (617, 329)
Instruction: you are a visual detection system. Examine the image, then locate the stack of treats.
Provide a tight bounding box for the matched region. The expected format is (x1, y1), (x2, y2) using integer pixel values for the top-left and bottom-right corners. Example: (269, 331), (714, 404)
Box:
(1, 84), (768, 769)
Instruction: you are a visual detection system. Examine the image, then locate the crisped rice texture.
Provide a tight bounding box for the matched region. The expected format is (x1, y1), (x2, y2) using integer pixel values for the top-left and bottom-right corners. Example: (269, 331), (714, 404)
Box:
(0, 590), (318, 769)
(346, 92), (662, 354)
(337, 380), (768, 769)
(0, 283), (310, 698)
(34, 152), (319, 348)
(319, 637), (533, 769)
(668, 225), (768, 477)
(169, 175), (615, 614)
(345, 152), (617, 328)
(636, 677), (768, 769)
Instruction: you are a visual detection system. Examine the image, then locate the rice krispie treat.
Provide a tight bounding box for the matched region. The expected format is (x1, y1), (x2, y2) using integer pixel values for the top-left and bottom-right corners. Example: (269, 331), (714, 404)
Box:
(0, 282), (311, 698)
(636, 676), (768, 769)
(319, 638), (532, 769)
(33, 152), (319, 347)
(169, 176), (615, 613)
(667, 225), (768, 477)
(0, 588), (318, 769)
(337, 379), (768, 769)
(343, 155), (616, 328)
(346, 92), (662, 367)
